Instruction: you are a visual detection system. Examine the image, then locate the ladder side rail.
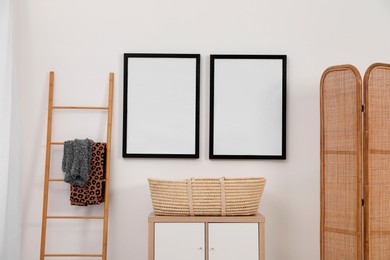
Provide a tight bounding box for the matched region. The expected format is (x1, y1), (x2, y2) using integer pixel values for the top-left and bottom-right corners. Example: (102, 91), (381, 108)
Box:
(102, 72), (114, 260)
(40, 71), (55, 260)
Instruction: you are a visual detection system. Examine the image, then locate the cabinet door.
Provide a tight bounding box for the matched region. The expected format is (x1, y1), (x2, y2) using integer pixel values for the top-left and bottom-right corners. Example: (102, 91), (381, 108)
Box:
(208, 223), (258, 260)
(154, 223), (205, 260)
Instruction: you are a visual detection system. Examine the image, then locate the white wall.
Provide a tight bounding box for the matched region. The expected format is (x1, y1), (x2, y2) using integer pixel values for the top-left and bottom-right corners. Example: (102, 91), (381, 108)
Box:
(14, 0), (390, 259)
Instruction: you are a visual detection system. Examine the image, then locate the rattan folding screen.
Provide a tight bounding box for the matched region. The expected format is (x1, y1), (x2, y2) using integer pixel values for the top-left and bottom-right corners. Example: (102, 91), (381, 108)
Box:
(320, 65), (362, 259)
(321, 63), (390, 260)
(364, 63), (390, 259)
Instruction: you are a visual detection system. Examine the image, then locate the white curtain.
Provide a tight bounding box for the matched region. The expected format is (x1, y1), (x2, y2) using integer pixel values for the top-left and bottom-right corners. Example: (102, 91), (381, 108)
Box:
(0, 0), (21, 258)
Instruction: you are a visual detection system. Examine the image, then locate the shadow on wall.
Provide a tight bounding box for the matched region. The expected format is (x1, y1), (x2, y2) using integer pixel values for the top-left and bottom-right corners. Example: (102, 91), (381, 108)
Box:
(261, 188), (292, 260)
(108, 183), (153, 258)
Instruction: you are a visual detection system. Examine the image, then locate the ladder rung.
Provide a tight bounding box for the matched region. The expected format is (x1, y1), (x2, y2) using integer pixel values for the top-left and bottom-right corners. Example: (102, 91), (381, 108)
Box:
(51, 142), (64, 145)
(48, 178), (106, 182)
(53, 106), (108, 110)
(44, 253), (102, 257)
(48, 178), (64, 182)
(50, 142), (106, 145)
(47, 216), (104, 219)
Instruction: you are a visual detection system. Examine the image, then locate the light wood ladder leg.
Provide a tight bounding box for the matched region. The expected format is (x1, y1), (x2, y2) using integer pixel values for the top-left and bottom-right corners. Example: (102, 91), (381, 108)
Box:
(40, 71), (55, 260)
(102, 73), (114, 260)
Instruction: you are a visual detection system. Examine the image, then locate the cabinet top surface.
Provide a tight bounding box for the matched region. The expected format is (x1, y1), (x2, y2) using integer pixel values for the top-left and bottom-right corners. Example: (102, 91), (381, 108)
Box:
(148, 213), (265, 223)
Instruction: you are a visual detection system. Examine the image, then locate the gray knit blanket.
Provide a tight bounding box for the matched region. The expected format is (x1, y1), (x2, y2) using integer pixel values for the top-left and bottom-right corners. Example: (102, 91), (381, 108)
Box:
(62, 138), (94, 187)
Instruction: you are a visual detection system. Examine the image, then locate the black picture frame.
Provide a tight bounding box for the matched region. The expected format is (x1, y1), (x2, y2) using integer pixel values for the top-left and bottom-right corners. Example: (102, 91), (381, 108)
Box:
(209, 54), (287, 159)
(123, 53), (200, 158)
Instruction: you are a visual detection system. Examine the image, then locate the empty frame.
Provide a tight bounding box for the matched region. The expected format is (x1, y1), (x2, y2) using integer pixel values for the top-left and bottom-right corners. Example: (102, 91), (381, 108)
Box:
(123, 53), (200, 158)
(210, 55), (287, 159)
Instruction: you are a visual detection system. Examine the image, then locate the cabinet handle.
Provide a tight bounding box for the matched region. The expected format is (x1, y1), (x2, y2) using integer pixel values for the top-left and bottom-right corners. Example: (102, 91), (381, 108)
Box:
(198, 247), (203, 250)
(210, 247), (215, 251)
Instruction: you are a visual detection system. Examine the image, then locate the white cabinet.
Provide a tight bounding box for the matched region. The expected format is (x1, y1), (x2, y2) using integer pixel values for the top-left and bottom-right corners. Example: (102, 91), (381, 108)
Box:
(149, 214), (265, 260)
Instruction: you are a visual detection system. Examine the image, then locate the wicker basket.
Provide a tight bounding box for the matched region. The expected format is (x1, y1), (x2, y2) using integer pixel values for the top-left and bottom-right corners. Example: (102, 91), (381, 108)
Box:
(148, 177), (266, 216)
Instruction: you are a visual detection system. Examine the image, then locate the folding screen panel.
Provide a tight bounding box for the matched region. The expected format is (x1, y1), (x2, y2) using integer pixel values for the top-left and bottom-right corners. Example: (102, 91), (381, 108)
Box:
(320, 65), (362, 260)
(364, 63), (390, 260)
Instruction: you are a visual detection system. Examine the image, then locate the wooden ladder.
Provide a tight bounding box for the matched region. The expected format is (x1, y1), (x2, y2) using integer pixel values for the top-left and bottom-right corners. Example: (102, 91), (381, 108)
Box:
(39, 71), (114, 259)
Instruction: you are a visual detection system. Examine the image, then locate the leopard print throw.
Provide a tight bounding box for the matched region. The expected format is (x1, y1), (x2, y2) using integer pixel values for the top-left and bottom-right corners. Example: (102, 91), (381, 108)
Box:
(70, 142), (106, 206)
